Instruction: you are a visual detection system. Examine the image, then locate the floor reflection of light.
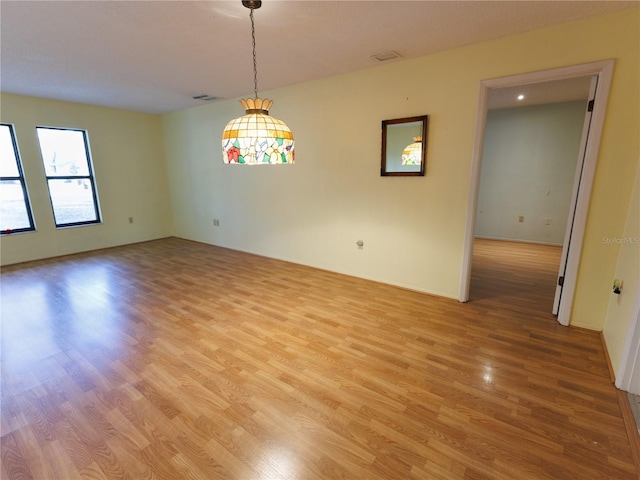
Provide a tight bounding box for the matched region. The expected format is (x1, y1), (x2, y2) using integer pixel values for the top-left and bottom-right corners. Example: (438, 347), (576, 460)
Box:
(483, 365), (494, 384)
(261, 445), (297, 479)
(1, 280), (57, 368)
(2, 261), (131, 372)
(63, 264), (125, 348)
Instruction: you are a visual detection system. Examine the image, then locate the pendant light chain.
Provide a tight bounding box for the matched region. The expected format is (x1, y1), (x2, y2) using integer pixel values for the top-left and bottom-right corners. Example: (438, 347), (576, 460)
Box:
(250, 8), (258, 100)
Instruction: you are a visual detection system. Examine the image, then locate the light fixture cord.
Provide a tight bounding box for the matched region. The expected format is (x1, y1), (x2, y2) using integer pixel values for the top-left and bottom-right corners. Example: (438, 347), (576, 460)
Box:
(250, 8), (258, 99)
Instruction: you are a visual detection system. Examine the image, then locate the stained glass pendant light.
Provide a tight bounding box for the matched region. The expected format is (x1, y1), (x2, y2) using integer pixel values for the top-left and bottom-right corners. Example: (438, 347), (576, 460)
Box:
(401, 136), (422, 166)
(222, 0), (294, 164)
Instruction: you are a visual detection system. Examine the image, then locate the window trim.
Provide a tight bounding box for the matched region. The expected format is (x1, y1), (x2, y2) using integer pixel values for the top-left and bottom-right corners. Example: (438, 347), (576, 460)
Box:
(1, 123), (36, 235)
(36, 126), (102, 228)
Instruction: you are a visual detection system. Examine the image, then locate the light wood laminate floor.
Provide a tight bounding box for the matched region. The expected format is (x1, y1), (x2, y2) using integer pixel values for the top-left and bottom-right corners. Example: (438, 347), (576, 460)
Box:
(1, 237), (637, 479)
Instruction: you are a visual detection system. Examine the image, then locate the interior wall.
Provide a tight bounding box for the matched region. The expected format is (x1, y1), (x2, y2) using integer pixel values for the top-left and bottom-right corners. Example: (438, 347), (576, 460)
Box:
(475, 101), (586, 245)
(603, 161), (640, 374)
(0, 10), (631, 332)
(0, 94), (172, 265)
(163, 8), (639, 328)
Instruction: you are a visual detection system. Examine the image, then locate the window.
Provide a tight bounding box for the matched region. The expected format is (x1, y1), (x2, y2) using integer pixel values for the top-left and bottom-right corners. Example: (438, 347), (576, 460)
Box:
(36, 127), (101, 227)
(1, 123), (35, 234)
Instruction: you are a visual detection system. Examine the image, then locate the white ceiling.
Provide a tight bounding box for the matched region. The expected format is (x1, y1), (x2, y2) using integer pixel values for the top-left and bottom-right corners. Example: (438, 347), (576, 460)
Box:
(1, 0), (636, 114)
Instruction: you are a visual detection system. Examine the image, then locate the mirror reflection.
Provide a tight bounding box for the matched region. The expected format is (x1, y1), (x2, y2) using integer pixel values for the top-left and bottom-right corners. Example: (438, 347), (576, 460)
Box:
(381, 115), (428, 176)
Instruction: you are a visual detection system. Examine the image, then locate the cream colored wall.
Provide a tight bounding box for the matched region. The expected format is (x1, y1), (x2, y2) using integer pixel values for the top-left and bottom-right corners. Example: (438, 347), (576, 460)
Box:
(162, 8), (639, 324)
(603, 161), (640, 373)
(476, 101), (586, 245)
(163, 9), (639, 326)
(0, 94), (172, 265)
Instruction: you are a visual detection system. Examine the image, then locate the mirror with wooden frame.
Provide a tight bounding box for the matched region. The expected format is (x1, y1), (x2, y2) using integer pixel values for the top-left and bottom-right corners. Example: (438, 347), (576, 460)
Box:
(381, 115), (428, 176)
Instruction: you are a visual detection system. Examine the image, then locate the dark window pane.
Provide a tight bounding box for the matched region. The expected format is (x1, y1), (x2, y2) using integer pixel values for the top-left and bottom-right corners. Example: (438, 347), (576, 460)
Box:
(0, 180), (32, 230)
(48, 178), (98, 225)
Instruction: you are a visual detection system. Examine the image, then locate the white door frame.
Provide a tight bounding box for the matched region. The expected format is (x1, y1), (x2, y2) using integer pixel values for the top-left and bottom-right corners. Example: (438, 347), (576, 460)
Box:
(459, 59), (615, 327)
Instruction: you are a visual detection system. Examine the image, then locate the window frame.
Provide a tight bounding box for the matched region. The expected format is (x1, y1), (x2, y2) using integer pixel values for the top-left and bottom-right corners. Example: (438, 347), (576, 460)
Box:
(36, 126), (102, 228)
(0, 123), (36, 235)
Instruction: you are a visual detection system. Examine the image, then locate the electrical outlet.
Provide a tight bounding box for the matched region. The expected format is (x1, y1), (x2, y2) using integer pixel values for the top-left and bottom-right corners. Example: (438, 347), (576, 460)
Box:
(518, 215), (524, 223)
(128, 217), (134, 224)
(213, 219), (220, 227)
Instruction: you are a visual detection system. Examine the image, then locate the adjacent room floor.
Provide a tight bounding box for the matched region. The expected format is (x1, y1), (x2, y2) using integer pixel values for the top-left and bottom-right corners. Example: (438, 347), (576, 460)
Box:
(469, 237), (562, 316)
(1, 237), (637, 479)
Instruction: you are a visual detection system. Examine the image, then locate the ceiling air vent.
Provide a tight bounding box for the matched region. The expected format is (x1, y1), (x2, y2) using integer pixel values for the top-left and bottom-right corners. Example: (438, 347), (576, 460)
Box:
(371, 50), (402, 62)
(192, 94), (221, 102)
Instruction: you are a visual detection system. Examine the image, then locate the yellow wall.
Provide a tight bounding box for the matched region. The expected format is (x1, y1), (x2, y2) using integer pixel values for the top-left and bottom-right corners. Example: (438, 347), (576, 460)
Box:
(163, 8), (639, 330)
(0, 94), (173, 264)
(2, 9), (637, 340)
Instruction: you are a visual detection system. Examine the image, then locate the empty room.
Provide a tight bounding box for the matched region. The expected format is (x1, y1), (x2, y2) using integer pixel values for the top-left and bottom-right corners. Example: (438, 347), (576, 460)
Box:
(1, 1), (639, 479)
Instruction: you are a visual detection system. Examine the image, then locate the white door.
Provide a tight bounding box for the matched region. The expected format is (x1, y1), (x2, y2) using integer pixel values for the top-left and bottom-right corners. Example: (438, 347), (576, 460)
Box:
(552, 76), (598, 315)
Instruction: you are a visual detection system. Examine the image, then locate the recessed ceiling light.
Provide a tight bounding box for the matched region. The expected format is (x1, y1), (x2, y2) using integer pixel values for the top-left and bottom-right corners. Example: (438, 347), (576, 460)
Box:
(517, 94), (525, 101)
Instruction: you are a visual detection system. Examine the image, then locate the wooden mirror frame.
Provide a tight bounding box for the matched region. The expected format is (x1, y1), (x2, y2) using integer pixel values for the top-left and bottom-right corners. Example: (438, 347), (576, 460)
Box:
(381, 115), (428, 176)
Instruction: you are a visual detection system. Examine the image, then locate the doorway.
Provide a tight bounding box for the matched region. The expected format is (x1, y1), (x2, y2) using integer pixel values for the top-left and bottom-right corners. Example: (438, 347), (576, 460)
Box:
(459, 60), (615, 327)
(469, 81), (590, 313)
